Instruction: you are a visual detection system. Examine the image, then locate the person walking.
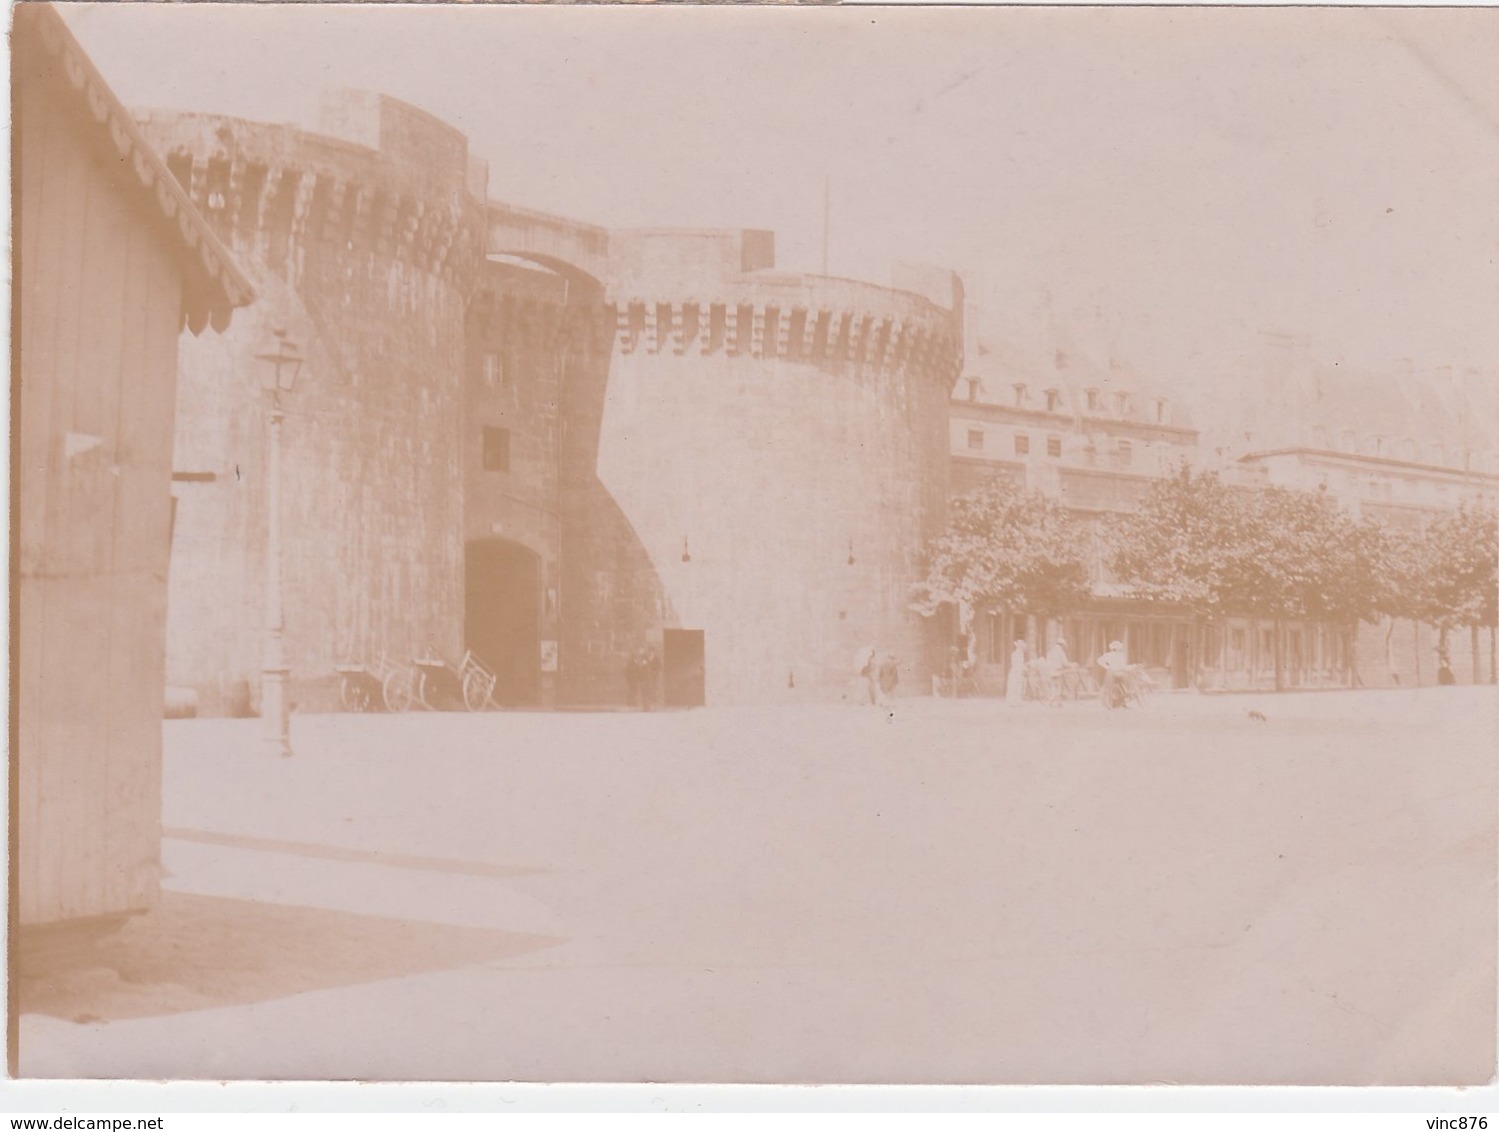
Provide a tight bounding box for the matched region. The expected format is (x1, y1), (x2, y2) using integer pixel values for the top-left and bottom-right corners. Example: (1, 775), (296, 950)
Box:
(1006, 639), (1027, 703)
(1098, 639), (1129, 708)
(1046, 637), (1070, 706)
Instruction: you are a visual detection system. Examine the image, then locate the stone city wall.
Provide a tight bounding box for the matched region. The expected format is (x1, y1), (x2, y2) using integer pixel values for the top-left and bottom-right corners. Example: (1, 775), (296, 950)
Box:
(140, 95), (485, 713)
(570, 231), (964, 705)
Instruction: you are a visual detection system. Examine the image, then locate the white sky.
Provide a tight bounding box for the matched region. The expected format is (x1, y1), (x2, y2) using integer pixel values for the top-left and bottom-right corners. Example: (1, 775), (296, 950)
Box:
(60, 3), (1499, 401)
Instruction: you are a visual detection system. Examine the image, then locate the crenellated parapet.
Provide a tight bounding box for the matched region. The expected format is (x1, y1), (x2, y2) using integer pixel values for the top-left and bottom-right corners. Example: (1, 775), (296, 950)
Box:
(610, 296), (962, 386)
(602, 231), (963, 387)
(134, 108), (487, 293)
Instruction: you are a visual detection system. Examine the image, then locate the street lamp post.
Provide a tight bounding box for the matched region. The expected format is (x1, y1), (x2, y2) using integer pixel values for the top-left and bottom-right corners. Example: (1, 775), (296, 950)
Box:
(255, 329), (303, 757)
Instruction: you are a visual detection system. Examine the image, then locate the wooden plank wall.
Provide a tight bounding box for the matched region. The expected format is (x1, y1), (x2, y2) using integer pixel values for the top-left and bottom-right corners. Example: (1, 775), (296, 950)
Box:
(16, 71), (183, 926)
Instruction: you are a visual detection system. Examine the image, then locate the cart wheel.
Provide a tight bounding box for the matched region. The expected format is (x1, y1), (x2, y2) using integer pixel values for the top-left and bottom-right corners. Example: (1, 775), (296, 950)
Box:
(382, 669), (412, 713)
(339, 674), (359, 712)
(462, 669), (491, 712)
(413, 670), (435, 711)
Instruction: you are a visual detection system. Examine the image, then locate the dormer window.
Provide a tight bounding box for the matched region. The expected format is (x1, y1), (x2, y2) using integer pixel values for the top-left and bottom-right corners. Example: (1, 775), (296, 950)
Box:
(966, 377), (981, 402)
(1044, 388), (1061, 413)
(1013, 382), (1028, 408)
(1155, 398), (1168, 424)
(1113, 391), (1129, 417)
(1085, 388), (1100, 412)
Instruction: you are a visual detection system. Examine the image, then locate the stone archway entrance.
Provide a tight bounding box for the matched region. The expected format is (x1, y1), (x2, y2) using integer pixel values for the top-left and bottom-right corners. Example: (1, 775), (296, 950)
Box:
(465, 538), (541, 706)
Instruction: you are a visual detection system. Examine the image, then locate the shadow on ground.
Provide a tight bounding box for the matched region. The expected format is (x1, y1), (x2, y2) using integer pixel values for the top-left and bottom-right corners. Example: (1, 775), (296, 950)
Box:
(16, 891), (560, 1024)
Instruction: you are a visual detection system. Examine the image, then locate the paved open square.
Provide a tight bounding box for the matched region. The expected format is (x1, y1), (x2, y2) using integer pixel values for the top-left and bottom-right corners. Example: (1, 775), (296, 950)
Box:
(18, 688), (1496, 1085)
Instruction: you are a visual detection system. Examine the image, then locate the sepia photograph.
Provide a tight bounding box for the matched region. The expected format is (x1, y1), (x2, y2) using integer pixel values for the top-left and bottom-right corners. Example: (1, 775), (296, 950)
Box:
(9, 0), (1498, 1095)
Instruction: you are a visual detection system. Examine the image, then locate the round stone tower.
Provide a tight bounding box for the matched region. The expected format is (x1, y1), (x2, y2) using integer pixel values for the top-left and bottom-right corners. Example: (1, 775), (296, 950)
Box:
(137, 92), (487, 713)
(565, 230), (964, 706)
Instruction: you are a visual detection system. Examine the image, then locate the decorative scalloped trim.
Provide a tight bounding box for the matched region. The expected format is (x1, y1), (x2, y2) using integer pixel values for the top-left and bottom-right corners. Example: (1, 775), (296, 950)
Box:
(21, 4), (256, 321)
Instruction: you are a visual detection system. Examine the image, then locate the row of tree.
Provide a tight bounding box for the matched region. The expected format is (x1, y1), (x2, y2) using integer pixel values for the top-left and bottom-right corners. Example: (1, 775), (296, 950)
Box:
(914, 466), (1499, 688)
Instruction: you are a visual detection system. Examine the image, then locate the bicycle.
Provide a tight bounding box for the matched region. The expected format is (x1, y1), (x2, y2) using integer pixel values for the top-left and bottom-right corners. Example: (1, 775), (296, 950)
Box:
(1101, 664), (1153, 709)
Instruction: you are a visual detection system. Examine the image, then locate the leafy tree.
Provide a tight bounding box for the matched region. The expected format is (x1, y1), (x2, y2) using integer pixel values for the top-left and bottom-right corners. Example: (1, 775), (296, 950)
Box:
(1417, 501), (1498, 682)
(1232, 487), (1384, 620)
(1364, 521), (1431, 684)
(1106, 464), (1247, 615)
(1109, 467), (1389, 688)
(912, 473), (1090, 619)
(1231, 486), (1389, 687)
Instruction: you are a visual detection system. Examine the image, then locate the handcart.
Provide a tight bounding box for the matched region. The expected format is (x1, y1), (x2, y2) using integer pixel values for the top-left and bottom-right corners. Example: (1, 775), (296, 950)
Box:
(411, 649), (497, 712)
(335, 651), (414, 713)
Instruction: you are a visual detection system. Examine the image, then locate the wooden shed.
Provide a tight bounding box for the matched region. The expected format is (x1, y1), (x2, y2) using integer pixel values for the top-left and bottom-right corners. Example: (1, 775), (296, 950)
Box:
(12, 2), (254, 928)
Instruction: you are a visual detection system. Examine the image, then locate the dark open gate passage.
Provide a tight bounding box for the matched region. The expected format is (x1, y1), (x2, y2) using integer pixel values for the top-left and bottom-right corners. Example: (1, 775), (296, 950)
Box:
(465, 538), (541, 706)
(663, 628), (706, 708)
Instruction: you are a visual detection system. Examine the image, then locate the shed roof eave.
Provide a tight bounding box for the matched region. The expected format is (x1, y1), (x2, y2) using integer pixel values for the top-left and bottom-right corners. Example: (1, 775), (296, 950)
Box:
(20, 3), (257, 328)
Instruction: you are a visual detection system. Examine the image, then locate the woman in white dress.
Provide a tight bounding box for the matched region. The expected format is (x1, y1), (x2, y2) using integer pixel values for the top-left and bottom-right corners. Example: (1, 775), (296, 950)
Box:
(1005, 639), (1028, 702)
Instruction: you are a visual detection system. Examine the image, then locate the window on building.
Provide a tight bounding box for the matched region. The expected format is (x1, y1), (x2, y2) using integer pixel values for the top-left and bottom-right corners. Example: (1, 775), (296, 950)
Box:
(1044, 388), (1061, 412)
(1155, 398), (1169, 424)
(1117, 439), (1133, 464)
(482, 351), (504, 388)
(966, 377), (981, 402)
(1085, 388), (1100, 412)
(1047, 436), (1062, 458)
(482, 426), (511, 472)
(967, 428), (984, 450)
(1014, 433), (1030, 457)
(1013, 383), (1028, 407)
